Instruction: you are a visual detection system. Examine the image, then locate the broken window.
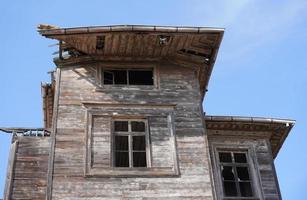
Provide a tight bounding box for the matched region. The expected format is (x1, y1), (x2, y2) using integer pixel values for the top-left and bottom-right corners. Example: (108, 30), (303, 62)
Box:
(103, 69), (153, 85)
(113, 120), (148, 168)
(218, 151), (255, 199)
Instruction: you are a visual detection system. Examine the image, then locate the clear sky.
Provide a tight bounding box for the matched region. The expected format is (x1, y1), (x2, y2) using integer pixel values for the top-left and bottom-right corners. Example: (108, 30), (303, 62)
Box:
(0, 0), (306, 199)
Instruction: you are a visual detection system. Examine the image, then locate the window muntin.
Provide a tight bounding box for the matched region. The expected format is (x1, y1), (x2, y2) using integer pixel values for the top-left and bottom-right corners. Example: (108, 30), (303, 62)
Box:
(113, 119), (149, 168)
(103, 69), (154, 86)
(218, 151), (255, 199)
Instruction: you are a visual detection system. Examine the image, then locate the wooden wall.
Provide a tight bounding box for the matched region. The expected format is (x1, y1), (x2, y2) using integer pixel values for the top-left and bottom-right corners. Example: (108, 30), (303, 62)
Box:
(50, 62), (214, 199)
(6, 136), (50, 200)
(207, 132), (281, 200)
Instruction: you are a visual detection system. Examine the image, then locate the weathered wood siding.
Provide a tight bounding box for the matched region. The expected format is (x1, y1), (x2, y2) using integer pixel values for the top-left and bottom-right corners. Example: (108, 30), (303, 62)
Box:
(207, 132), (281, 200)
(8, 136), (50, 200)
(50, 62), (214, 199)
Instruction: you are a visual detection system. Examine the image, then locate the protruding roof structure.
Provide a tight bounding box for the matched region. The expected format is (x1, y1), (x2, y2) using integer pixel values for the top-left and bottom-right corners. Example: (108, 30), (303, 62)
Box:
(205, 115), (295, 158)
(38, 24), (224, 98)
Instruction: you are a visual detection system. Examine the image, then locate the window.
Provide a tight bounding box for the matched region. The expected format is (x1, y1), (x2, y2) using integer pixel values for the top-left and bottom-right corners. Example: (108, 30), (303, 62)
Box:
(103, 69), (154, 85)
(217, 151), (256, 199)
(113, 119), (149, 168)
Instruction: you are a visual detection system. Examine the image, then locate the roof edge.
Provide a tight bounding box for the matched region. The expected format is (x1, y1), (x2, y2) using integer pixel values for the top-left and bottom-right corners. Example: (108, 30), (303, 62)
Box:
(38, 24), (225, 36)
(204, 115), (295, 125)
(204, 115), (295, 159)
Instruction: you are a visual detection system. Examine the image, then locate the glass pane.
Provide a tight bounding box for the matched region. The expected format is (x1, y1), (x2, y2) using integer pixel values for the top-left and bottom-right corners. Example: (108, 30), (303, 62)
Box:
(115, 136), (128, 150)
(104, 71), (113, 84)
(128, 70), (153, 85)
(234, 153), (247, 163)
(219, 152), (232, 163)
(223, 181), (238, 197)
(113, 70), (127, 84)
(221, 166), (235, 180)
(114, 121), (128, 132)
(115, 152), (129, 167)
(239, 182), (253, 197)
(131, 121), (145, 132)
(133, 152), (147, 167)
(133, 136), (146, 150)
(237, 167), (250, 181)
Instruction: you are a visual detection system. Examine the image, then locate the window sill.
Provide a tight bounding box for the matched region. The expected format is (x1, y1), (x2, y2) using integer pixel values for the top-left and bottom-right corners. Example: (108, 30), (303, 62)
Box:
(85, 167), (179, 178)
(95, 85), (159, 92)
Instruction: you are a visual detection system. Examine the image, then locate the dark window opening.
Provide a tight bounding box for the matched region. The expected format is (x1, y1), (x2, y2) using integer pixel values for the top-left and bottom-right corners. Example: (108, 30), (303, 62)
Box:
(219, 152), (232, 163)
(223, 181), (238, 196)
(114, 121), (128, 132)
(114, 120), (148, 168)
(96, 35), (105, 50)
(218, 151), (255, 198)
(115, 152), (129, 167)
(115, 136), (128, 150)
(103, 69), (153, 86)
(104, 71), (113, 84)
(129, 70), (153, 85)
(131, 121), (145, 132)
(234, 153), (247, 163)
(133, 152), (147, 167)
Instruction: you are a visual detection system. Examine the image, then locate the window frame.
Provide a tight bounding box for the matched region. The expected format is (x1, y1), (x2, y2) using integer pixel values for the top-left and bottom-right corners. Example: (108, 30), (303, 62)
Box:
(211, 145), (263, 200)
(103, 68), (154, 86)
(83, 104), (179, 177)
(96, 64), (159, 90)
(111, 118), (152, 168)
(217, 150), (256, 199)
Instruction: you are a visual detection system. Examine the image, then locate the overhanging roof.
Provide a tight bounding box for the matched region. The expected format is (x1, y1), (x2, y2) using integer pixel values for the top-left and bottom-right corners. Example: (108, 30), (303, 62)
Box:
(204, 115), (295, 158)
(38, 24), (224, 98)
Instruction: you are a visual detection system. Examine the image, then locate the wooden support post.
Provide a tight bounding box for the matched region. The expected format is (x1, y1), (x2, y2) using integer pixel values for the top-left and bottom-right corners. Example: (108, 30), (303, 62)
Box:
(4, 140), (18, 200)
(59, 40), (63, 60)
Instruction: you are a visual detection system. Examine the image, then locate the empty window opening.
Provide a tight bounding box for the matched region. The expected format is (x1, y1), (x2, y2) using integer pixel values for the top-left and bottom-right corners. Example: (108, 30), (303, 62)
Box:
(113, 120), (148, 168)
(103, 69), (153, 85)
(218, 151), (254, 198)
(96, 35), (105, 50)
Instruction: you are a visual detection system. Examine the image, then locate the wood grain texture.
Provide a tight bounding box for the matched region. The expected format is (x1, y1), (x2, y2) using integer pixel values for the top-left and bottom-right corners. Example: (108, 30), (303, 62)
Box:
(49, 62), (214, 199)
(7, 137), (51, 200)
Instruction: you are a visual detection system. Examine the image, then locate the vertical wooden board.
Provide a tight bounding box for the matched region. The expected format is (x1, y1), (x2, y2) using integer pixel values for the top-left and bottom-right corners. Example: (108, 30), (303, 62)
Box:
(149, 116), (173, 168)
(118, 33), (128, 56)
(166, 35), (180, 55)
(143, 34), (156, 56)
(133, 35), (142, 56)
(175, 35), (188, 51)
(3, 140), (17, 200)
(125, 33), (136, 56)
(110, 34), (121, 55)
(91, 116), (112, 168)
(103, 33), (113, 55)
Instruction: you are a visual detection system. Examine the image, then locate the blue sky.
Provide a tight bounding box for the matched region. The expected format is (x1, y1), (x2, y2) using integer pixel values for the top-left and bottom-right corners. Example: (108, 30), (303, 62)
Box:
(0, 0), (306, 199)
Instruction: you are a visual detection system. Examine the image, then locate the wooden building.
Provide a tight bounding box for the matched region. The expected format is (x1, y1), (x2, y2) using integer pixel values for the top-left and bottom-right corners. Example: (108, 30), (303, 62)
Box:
(1, 24), (295, 200)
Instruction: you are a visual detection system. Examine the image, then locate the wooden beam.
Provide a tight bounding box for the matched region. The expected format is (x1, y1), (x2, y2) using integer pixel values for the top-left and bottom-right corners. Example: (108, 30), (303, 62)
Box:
(46, 68), (61, 200)
(4, 140), (18, 200)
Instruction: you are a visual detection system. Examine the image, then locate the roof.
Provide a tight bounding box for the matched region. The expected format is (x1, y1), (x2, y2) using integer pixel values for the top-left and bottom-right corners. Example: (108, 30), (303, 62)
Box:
(204, 115), (295, 158)
(38, 24), (224, 98)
